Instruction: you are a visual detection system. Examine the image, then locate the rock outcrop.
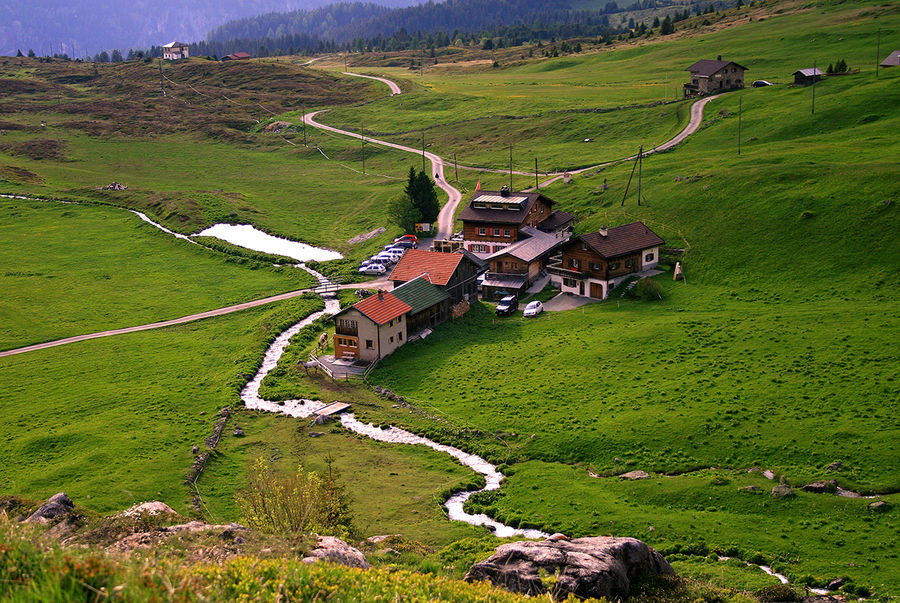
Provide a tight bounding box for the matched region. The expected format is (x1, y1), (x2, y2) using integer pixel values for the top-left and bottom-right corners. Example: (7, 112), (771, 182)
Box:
(118, 501), (179, 518)
(801, 480), (837, 494)
(24, 492), (74, 523)
(771, 484), (795, 498)
(618, 470), (650, 480)
(109, 521), (247, 552)
(464, 536), (674, 600)
(302, 536), (370, 569)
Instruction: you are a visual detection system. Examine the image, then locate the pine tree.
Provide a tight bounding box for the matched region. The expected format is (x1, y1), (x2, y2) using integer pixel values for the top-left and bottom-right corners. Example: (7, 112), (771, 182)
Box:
(27, 49), (35, 58)
(16, 49), (23, 57)
(652, 16), (661, 28)
(661, 15), (675, 35)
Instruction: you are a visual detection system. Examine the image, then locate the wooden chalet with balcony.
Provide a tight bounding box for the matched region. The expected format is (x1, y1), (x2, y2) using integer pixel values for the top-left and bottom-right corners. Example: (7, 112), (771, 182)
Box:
(332, 277), (450, 362)
(481, 226), (569, 299)
(458, 186), (572, 257)
(548, 222), (664, 299)
(684, 57), (747, 96)
(389, 249), (483, 304)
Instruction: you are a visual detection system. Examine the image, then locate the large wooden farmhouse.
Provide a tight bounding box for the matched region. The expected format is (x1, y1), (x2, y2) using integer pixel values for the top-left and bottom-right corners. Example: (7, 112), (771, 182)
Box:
(481, 226), (569, 299)
(684, 57), (747, 96)
(458, 186), (573, 257)
(332, 276), (450, 362)
(389, 249), (483, 303)
(162, 42), (190, 60)
(548, 222), (664, 300)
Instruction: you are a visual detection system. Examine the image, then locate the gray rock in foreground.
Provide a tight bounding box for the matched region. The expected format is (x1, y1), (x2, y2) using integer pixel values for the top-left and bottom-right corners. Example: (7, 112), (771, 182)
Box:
(302, 536), (370, 569)
(24, 492), (74, 523)
(464, 536), (674, 600)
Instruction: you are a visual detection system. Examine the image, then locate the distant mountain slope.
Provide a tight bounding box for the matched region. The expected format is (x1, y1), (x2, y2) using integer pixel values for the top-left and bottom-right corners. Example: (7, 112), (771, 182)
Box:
(0, 0), (423, 57)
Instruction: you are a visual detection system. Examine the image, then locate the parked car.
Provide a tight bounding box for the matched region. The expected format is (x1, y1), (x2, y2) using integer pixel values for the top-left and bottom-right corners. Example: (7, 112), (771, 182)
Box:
(495, 296), (518, 316)
(752, 80), (774, 87)
(374, 252), (398, 264)
(523, 300), (544, 317)
(383, 249), (405, 262)
(391, 240), (417, 250)
(395, 234), (418, 243)
(362, 263), (386, 275)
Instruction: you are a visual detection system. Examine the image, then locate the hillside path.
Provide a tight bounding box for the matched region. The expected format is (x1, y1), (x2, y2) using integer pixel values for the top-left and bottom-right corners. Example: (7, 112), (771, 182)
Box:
(0, 276), (389, 359)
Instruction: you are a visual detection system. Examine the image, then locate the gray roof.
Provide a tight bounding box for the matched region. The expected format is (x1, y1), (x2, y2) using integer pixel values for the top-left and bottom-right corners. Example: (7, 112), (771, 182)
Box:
(482, 275), (527, 289)
(686, 59), (749, 77)
(538, 210), (575, 231)
(390, 275), (449, 315)
(881, 50), (900, 67)
(485, 227), (568, 264)
(458, 190), (555, 225)
(794, 68), (824, 77)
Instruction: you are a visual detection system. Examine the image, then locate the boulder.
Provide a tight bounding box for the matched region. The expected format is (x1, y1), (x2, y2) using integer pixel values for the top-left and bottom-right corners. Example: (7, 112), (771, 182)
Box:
(118, 501), (179, 518)
(801, 480), (837, 494)
(366, 534), (402, 545)
(771, 484), (795, 498)
(869, 500), (887, 511)
(302, 536), (370, 569)
(24, 492), (74, 523)
(233, 427), (245, 437)
(109, 521), (247, 552)
(618, 470), (650, 480)
(464, 536), (674, 600)
(824, 461), (842, 472)
(739, 485), (762, 493)
(827, 577), (845, 590)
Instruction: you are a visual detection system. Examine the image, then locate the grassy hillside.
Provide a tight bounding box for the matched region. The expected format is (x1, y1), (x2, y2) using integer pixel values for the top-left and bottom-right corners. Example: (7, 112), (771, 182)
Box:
(0, 57), (410, 256)
(0, 198), (316, 349)
(317, 0), (898, 172)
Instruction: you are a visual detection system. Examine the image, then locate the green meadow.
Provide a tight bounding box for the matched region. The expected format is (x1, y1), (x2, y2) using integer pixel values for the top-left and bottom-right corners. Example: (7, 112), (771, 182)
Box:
(0, 296), (322, 514)
(317, 0), (898, 172)
(0, 198), (316, 349)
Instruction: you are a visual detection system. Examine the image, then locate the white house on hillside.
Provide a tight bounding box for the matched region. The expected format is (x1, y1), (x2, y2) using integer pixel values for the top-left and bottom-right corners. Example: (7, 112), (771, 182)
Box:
(162, 42), (190, 60)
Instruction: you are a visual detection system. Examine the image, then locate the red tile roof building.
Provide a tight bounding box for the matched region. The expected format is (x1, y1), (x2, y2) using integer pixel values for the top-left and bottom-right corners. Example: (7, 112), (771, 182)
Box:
(389, 249), (482, 303)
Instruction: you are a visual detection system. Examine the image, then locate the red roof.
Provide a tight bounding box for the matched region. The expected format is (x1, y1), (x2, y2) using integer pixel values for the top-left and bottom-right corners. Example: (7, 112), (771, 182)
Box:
(353, 291), (411, 325)
(389, 249), (464, 286)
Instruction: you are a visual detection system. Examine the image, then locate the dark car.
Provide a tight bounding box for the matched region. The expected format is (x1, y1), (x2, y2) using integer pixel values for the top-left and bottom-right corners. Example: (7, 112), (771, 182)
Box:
(495, 295), (518, 316)
(752, 80), (774, 87)
(392, 240), (417, 250)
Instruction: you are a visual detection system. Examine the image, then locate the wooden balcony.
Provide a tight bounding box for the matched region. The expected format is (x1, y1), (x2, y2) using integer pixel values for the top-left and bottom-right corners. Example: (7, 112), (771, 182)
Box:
(335, 324), (358, 336)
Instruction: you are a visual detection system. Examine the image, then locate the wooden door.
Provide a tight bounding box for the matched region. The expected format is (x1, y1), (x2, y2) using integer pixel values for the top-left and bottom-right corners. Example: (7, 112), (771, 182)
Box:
(590, 282), (604, 299)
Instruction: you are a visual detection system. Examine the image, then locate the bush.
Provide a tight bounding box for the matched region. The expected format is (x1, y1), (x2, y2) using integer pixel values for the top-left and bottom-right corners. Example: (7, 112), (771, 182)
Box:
(235, 456), (353, 536)
(633, 277), (664, 300)
(754, 584), (802, 602)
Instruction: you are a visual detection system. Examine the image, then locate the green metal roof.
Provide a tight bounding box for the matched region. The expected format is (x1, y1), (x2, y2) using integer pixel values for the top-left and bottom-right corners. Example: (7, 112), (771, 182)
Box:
(391, 276), (450, 315)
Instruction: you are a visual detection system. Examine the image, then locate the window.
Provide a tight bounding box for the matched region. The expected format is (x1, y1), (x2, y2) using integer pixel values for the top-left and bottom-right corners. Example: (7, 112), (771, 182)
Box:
(625, 259), (634, 268)
(493, 228), (501, 236)
(398, 315), (402, 322)
(366, 340), (373, 349)
(348, 338), (357, 347)
(388, 319), (393, 327)
(581, 243), (587, 250)
(504, 229), (511, 237)
(389, 336), (394, 343)
(609, 262), (620, 271)
(398, 332), (403, 341)
(569, 258), (580, 269)
(645, 253), (654, 262)
(478, 227), (486, 236)
(474, 202), (487, 209)
(472, 244), (489, 253)
(591, 262), (601, 271)
(563, 277), (577, 287)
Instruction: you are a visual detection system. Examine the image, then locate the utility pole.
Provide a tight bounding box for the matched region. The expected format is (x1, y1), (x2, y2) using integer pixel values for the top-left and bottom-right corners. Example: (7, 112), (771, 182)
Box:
(302, 104), (307, 147)
(876, 28), (881, 77)
(158, 58), (165, 96)
(421, 130), (426, 172)
(535, 158), (539, 189)
(361, 122), (366, 174)
(454, 152), (458, 181)
(637, 144), (643, 206)
(737, 97), (742, 156)
(665, 71), (668, 100)
(509, 144), (513, 190)
(811, 59), (816, 115)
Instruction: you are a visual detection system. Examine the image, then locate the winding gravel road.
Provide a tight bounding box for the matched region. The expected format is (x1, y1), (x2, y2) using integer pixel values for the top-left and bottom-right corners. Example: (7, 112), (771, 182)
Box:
(1, 76), (721, 358)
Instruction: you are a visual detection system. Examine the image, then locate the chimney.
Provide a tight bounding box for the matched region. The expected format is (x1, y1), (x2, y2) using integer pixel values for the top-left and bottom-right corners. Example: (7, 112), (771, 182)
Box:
(599, 226), (608, 237)
(377, 290), (384, 300)
(717, 54), (723, 61)
(500, 185), (510, 197)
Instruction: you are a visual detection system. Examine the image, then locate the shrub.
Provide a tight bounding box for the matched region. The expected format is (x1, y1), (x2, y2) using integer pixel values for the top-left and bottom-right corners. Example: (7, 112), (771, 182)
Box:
(235, 456), (353, 536)
(633, 277), (664, 300)
(754, 584), (802, 602)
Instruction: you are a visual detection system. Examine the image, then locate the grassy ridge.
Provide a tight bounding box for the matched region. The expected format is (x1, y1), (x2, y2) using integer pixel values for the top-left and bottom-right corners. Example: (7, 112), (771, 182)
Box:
(0, 198), (316, 349)
(0, 295), (322, 514)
